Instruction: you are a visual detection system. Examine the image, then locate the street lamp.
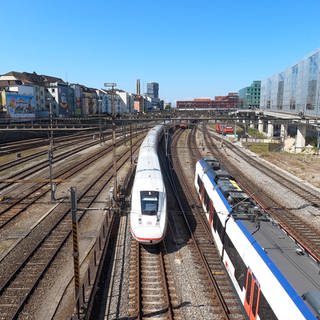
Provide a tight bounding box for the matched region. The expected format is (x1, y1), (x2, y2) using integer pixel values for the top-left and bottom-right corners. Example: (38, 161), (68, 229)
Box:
(104, 83), (118, 201)
(47, 97), (56, 202)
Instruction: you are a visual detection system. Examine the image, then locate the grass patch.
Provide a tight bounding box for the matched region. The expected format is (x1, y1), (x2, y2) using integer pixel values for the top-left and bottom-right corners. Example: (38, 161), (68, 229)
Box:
(244, 143), (269, 154)
(247, 128), (265, 138)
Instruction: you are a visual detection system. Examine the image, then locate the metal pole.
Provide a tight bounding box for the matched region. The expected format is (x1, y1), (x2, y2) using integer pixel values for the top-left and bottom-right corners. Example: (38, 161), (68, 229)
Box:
(164, 125), (169, 157)
(48, 101), (56, 202)
(70, 187), (80, 319)
(111, 85), (117, 201)
(99, 98), (103, 144)
(104, 82), (118, 203)
(317, 127), (320, 155)
(130, 121), (133, 165)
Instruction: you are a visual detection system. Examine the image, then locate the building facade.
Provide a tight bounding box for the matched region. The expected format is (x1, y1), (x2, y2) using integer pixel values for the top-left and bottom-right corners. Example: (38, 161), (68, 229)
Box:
(0, 71), (163, 118)
(176, 93), (239, 110)
(82, 87), (98, 115)
(47, 82), (74, 117)
(146, 82), (159, 99)
(116, 90), (134, 113)
(0, 71), (68, 118)
(145, 82), (163, 110)
(239, 80), (261, 109)
(260, 50), (320, 117)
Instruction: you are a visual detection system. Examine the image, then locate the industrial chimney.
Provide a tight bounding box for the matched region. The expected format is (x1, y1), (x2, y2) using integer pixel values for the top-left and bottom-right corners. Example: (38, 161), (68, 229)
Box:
(136, 79), (140, 96)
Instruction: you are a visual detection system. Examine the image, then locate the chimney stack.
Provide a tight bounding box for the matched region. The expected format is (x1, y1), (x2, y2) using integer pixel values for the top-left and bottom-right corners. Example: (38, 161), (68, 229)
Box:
(136, 79), (140, 96)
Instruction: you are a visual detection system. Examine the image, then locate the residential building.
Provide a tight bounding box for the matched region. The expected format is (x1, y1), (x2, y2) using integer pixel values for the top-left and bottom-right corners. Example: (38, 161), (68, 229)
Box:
(116, 90), (134, 113)
(82, 87), (98, 115)
(47, 82), (74, 117)
(0, 71), (157, 118)
(71, 84), (83, 116)
(0, 71), (67, 118)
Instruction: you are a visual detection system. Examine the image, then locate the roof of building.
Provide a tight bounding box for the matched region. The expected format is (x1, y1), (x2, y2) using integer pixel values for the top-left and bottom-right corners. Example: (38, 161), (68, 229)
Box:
(1, 71), (65, 86)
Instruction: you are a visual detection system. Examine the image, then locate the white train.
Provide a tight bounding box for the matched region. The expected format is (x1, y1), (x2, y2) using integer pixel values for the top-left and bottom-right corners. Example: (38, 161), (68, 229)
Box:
(130, 125), (167, 244)
(195, 157), (320, 320)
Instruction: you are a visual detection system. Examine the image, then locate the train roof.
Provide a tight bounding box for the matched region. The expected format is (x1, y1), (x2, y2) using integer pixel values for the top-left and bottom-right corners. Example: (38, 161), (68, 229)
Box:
(240, 217), (320, 317)
(140, 125), (163, 149)
(133, 125), (165, 192)
(134, 169), (164, 191)
(197, 158), (320, 318)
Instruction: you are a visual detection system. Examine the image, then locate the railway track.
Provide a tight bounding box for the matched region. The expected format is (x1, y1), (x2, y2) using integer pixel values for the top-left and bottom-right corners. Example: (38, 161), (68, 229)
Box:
(0, 135), (143, 320)
(215, 129), (320, 208)
(0, 131), (91, 155)
(0, 128), (141, 187)
(0, 131), (143, 231)
(126, 128), (181, 320)
(203, 125), (320, 264)
(166, 127), (245, 320)
(128, 240), (178, 320)
(101, 208), (130, 319)
(0, 132), (97, 173)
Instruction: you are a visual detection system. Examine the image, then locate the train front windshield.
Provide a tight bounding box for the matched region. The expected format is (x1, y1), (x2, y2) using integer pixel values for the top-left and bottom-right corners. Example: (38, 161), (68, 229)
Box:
(140, 191), (159, 215)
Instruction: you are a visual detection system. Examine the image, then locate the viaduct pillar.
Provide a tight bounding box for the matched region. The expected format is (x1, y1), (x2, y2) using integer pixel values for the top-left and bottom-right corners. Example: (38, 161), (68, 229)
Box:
(295, 124), (306, 152)
(258, 118), (264, 133)
(267, 120), (274, 138)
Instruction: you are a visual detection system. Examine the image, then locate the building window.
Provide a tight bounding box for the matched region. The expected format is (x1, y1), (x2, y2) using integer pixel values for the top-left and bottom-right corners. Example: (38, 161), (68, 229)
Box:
(290, 99), (296, 110)
(266, 100), (271, 109)
(306, 103), (315, 110)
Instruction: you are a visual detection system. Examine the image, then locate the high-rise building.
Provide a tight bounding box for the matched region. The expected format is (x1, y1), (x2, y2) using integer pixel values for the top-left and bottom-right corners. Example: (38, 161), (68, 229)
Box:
(239, 81), (261, 109)
(146, 82), (159, 99)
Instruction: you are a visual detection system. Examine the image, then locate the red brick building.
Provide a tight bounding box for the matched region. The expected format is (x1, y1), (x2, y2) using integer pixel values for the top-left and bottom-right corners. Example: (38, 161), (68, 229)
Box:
(176, 93), (239, 109)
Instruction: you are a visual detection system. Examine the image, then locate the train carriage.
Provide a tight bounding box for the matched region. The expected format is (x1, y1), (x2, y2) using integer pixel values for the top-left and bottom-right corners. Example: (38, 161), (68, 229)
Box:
(215, 123), (234, 135)
(195, 157), (320, 320)
(130, 125), (167, 244)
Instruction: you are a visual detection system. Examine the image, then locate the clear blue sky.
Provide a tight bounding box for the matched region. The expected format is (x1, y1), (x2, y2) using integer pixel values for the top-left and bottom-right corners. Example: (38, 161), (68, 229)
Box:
(1, 0), (320, 105)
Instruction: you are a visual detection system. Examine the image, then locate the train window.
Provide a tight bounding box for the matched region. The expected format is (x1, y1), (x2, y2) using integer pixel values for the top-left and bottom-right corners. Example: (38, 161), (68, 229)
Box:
(245, 273), (252, 304)
(213, 209), (218, 232)
(140, 191), (159, 215)
(209, 201), (215, 226)
(199, 183), (204, 200)
(204, 190), (210, 211)
(252, 283), (259, 316)
(216, 214), (223, 239)
(197, 175), (202, 189)
(224, 234), (247, 288)
(258, 292), (277, 320)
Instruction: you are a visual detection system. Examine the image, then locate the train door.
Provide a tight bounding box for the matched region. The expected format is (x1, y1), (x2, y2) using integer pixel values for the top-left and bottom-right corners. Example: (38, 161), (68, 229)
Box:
(244, 269), (260, 320)
(208, 200), (214, 227)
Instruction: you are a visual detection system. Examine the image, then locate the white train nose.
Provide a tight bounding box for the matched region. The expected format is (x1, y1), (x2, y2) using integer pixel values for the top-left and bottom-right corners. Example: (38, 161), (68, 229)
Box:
(132, 226), (164, 244)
